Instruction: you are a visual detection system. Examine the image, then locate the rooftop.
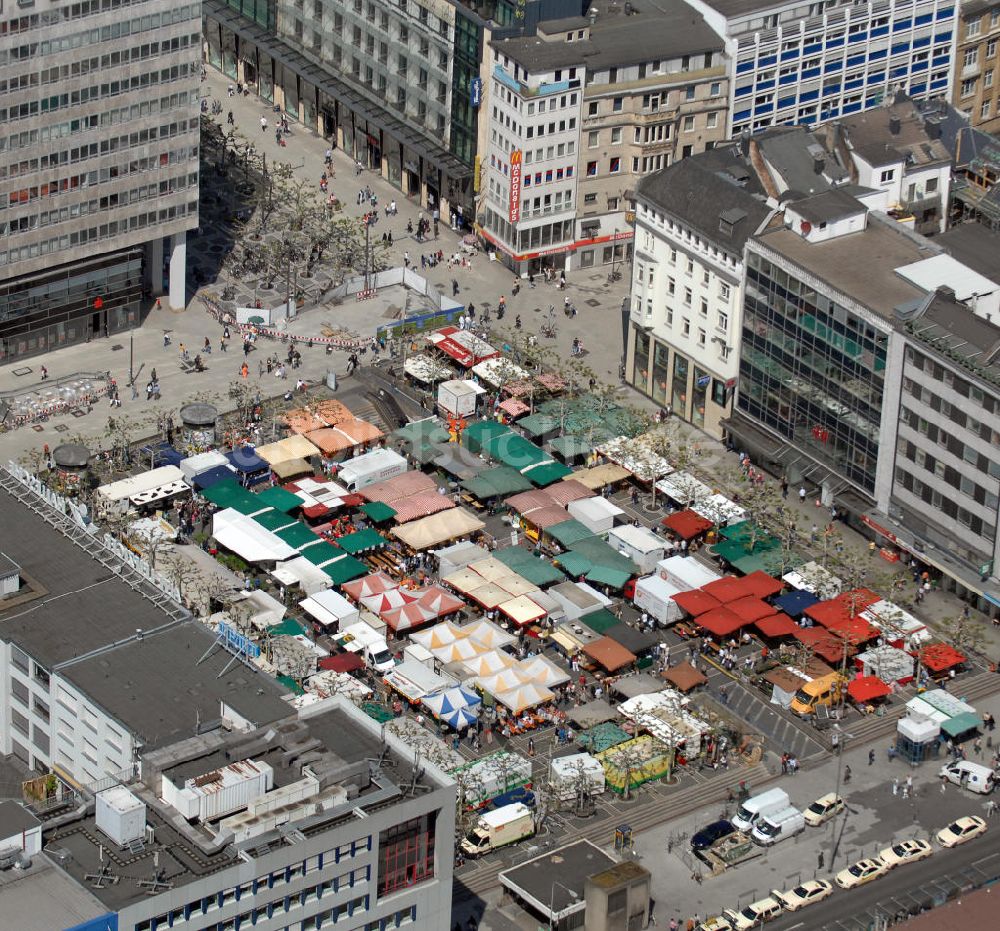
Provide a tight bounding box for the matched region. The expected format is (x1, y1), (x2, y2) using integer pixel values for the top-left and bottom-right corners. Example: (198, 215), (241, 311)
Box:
(58, 621), (293, 750)
(696, 0), (793, 19)
(499, 839), (619, 913)
(0, 488), (179, 669)
(791, 189), (866, 225)
(754, 125), (849, 195)
(838, 95), (950, 169)
(0, 855), (107, 930)
(754, 214), (931, 318)
(936, 224), (1000, 282)
(493, 0), (721, 72)
(0, 800), (40, 838)
(636, 149), (771, 254)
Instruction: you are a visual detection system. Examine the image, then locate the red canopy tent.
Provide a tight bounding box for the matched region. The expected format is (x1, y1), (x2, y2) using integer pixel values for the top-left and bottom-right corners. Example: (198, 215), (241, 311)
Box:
(754, 613), (799, 639)
(847, 675), (891, 703)
(738, 570), (784, 600)
(696, 606), (745, 638)
(702, 576), (749, 604)
(804, 599), (851, 628)
(727, 596), (775, 624)
(671, 589), (722, 617)
(826, 615), (878, 645)
(318, 653), (365, 673)
(302, 503), (332, 520)
(661, 509), (714, 540)
(793, 627), (854, 664)
(919, 642), (966, 673)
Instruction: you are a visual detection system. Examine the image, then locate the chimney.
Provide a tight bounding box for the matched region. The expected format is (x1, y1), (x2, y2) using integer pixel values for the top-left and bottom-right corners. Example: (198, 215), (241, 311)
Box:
(889, 116), (901, 135)
(813, 155), (825, 174)
(925, 118), (941, 140)
(739, 127), (750, 158)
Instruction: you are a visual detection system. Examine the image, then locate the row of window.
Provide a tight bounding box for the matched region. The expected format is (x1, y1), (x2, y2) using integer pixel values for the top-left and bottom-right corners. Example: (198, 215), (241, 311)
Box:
(894, 465), (995, 540)
(0, 201), (197, 268)
(898, 405), (1000, 481)
(964, 9), (1000, 39)
(0, 3), (200, 65)
(896, 434), (1000, 509)
(0, 64), (196, 124)
(0, 0), (171, 38)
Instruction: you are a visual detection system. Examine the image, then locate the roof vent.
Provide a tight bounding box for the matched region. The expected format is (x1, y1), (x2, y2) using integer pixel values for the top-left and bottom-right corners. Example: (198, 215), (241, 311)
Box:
(889, 116), (901, 135)
(588, 6), (598, 23)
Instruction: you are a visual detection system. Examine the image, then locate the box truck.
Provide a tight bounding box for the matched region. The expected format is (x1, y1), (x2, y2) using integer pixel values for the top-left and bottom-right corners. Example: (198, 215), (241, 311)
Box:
(336, 449), (407, 492)
(460, 803), (535, 857)
(732, 788), (790, 833)
(336, 620), (395, 674)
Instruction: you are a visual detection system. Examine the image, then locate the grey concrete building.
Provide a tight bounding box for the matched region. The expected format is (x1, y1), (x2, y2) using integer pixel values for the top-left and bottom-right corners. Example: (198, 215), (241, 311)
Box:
(0, 0), (202, 362)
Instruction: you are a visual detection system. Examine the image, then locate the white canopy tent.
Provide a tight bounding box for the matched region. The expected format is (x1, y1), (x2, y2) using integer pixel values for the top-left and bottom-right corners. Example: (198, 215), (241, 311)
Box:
(270, 556), (333, 596)
(300, 589), (361, 631)
(211, 508), (297, 563)
(471, 356), (530, 388)
(654, 471), (714, 507)
(783, 561), (843, 599)
(179, 450), (230, 483)
(96, 465), (189, 510)
(568, 496), (624, 534)
(691, 493), (747, 526)
(392, 507), (485, 550)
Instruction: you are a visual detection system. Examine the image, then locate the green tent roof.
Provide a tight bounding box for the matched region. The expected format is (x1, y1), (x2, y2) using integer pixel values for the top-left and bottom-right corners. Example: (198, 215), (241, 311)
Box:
(462, 420), (511, 454)
(337, 528), (386, 554)
(201, 479), (263, 514)
(461, 465), (534, 499)
(362, 501), (397, 522)
(577, 722), (630, 753)
(547, 519), (597, 548)
(275, 523), (323, 550)
(321, 554), (369, 584)
(581, 607), (620, 635)
(255, 485), (303, 513)
(298, 541), (344, 567)
(941, 711), (980, 738)
(393, 419), (449, 447)
(524, 460), (573, 486)
(586, 566), (632, 589)
(718, 520), (753, 541)
(712, 533), (781, 565)
(276, 674), (305, 695)
(549, 434), (597, 460)
(253, 509), (298, 532)
(569, 536), (637, 574)
(517, 413), (560, 438)
(731, 547), (800, 577)
(554, 550), (592, 578)
(493, 547), (564, 586)
(270, 617), (306, 637)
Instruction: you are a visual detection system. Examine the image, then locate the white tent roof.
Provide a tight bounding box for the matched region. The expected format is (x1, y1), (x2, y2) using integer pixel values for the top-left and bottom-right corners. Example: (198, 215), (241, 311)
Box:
(517, 654), (571, 688)
(255, 434), (320, 466)
(96, 465), (188, 505)
(608, 523), (664, 555)
(226, 589), (286, 631)
(392, 507), (485, 550)
(270, 556), (333, 595)
(471, 356), (530, 387)
(494, 680), (555, 713)
(179, 450), (230, 482)
(404, 353), (453, 383)
(211, 508), (297, 562)
(654, 471), (714, 505)
(783, 561), (843, 599)
(300, 589), (360, 629)
(568, 496), (624, 523)
(691, 493), (746, 525)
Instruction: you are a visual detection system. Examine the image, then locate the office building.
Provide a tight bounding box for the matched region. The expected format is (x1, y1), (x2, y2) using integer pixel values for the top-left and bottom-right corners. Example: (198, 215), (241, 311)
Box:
(686, 0), (959, 137)
(481, 0), (727, 273)
(626, 146), (771, 437)
(952, 0), (1000, 131)
(0, 0), (202, 362)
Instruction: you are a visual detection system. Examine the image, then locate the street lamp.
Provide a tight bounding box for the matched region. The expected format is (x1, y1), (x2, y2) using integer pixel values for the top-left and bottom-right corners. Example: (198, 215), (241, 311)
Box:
(549, 880), (580, 931)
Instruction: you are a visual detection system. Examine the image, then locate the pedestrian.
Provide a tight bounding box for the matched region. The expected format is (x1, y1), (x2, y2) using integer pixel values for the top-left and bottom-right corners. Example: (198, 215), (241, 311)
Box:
(260, 115), (267, 132)
(905, 774), (912, 797)
(817, 851), (824, 870)
(987, 799), (997, 818)
(941, 775), (948, 793)
(404, 251), (410, 267)
(240, 361), (249, 379)
(527, 737), (534, 757)
(887, 742), (896, 762)
(40, 365), (49, 380)
(892, 777), (898, 796)
(844, 764), (852, 783)
(868, 748), (875, 766)
(799, 486), (807, 503)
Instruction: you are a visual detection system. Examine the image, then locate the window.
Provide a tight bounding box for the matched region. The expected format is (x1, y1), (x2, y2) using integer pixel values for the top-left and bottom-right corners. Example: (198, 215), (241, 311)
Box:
(683, 116), (695, 132)
(962, 78), (978, 97)
(682, 318), (690, 336)
(719, 282), (731, 301)
(588, 101), (598, 116)
(967, 16), (981, 37)
(988, 39), (997, 58)
(983, 100), (992, 119)
(698, 328), (706, 347)
(880, 168), (895, 183)
(609, 157), (620, 173)
(685, 85), (695, 101)
(378, 816), (435, 896)
(710, 82), (721, 96)
(718, 310), (729, 331)
(683, 287), (692, 306)
(588, 130), (599, 147)
(586, 161), (598, 176)
(964, 48), (979, 69)
(986, 69), (995, 87)
(611, 128), (622, 144)
(700, 298), (708, 317)
(612, 97), (623, 112)
(608, 196), (620, 210)
(706, 112), (719, 129)
(925, 177), (938, 193)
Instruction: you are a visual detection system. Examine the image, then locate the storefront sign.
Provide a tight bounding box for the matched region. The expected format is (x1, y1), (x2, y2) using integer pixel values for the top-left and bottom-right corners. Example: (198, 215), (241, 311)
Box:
(861, 514), (897, 544)
(474, 155), (481, 193)
(508, 150), (522, 225)
(470, 77), (483, 108)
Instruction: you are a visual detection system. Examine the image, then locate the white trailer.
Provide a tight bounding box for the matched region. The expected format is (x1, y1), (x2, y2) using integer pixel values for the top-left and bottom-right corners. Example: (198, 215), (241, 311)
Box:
(548, 753), (606, 802)
(437, 379), (485, 419)
(336, 449), (407, 492)
(607, 524), (664, 574)
(633, 574), (683, 627)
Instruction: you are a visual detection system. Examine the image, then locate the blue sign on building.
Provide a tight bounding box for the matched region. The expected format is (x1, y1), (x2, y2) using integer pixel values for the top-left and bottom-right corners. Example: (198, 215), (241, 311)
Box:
(470, 77), (483, 108)
(218, 620), (262, 659)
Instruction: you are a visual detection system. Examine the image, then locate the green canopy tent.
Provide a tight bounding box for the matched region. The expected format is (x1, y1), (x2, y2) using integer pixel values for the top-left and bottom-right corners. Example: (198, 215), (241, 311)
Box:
(276, 675), (305, 695)
(555, 550), (593, 578)
(462, 420), (511, 455)
(201, 479), (265, 515)
(550, 434), (600, 461)
(547, 519), (596, 548)
(523, 460), (573, 487)
(362, 501), (397, 523)
(731, 548), (802, 577)
(493, 547), (564, 586)
(270, 617), (306, 637)
(255, 485), (303, 513)
(569, 536), (637, 574)
(941, 712), (980, 739)
(461, 465), (534, 499)
(320, 553), (370, 584)
(275, 522), (323, 550)
(577, 722), (630, 753)
(517, 413), (560, 439)
(586, 566), (633, 590)
(580, 607), (620, 635)
(336, 528), (386, 554)
(393, 419), (449, 448)
(253, 509), (298, 533)
(712, 532), (781, 565)
(298, 541), (344, 567)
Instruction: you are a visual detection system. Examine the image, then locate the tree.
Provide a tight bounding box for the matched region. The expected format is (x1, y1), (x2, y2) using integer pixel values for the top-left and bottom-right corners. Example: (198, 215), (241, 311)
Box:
(937, 613), (987, 656)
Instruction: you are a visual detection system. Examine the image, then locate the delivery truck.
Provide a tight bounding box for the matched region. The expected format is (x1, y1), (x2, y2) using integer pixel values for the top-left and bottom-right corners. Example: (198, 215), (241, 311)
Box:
(336, 449), (407, 492)
(336, 620), (395, 674)
(460, 803), (535, 857)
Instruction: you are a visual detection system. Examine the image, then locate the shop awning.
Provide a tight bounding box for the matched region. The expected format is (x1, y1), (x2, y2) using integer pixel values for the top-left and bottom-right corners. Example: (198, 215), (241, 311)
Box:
(336, 528), (387, 554)
(661, 509), (714, 540)
(671, 589), (722, 617)
(662, 660), (708, 692)
(299, 541), (345, 568)
(318, 652), (365, 673)
(580, 607), (620, 636)
(754, 613), (798, 638)
(826, 615), (878, 645)
(498, 594), (547, 627)
(192, 464), (238, 491)
(555, 551), (591, 578)
(524, 460), (574, 487)
(226, 447), (269, 475)
(427, 326), (499, 367)
(847, 675), (891, 703)
(941, 711), (980, 738)
(362, 501), (397, 523)
(271, 457), (313, 479)
(695, 607), (745, 638)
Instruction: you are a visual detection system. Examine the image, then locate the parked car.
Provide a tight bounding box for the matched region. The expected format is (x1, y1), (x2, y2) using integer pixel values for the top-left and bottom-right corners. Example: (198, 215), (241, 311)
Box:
(770, 879), (834, 911)
(722, 896), (783, 930)
(835, 857), (889, 890)
(937, 815), (987, 848)
(803, 793), (844, 827)
(878, 838), (932, 868)
(691, 820), (736, 851)
(695, 918), (733, 931)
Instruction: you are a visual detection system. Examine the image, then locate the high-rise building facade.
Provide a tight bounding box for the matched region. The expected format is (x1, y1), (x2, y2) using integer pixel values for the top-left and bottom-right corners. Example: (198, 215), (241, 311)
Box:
(952, 0), (1000, 131)
(0, 0), (202, 362)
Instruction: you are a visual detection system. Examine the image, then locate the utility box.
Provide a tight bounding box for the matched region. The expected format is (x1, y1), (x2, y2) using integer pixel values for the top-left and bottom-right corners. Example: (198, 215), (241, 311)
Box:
(95, 785), (146, 847)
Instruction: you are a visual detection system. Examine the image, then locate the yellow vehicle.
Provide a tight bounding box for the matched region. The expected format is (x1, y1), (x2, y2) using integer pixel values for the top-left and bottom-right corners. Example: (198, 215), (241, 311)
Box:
(790, 672), (846, 717)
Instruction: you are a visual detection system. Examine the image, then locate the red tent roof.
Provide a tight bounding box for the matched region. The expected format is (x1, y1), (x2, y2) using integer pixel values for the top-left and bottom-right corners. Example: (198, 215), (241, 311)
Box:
(583, 636), (637, 672)
(702, 576), (749, 604)
(318, 653), (366, 673)
(727, 596), (775, 623)
(696, 606), (745, 638)
(739, 570), (784, 599)
(919, 642), (966, 672)
(847, 675), (890, 703)
(793, 626), (854, 664)
(754, 613), (799, 638)
(836, 587), (880, 611)
(303, 503), (332, 520)
(661, 509), (714, 540)
(826, 615), (878, 645)
(805, 599), (853, 628)
(671, 589), (722, 617)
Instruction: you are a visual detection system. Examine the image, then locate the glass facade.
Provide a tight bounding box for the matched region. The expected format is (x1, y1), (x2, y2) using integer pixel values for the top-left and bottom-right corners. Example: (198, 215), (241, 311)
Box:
(738, 249), (888, 493)
(0, 250), (145, 364)
(450, 13), (481, 168)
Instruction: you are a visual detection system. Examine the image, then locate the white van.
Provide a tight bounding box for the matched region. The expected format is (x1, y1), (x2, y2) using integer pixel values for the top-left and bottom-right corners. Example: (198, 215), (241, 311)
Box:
(732, 788), (790, 833)
(751, 806), (806, 846)
(939, 760), (995, 795)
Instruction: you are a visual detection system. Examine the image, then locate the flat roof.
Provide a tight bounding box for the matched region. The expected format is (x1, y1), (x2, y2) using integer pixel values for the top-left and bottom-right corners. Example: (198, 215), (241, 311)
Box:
(0, 489), (184, 669)
(937, 223), (1000, 282)
(59, 621), (293, 750)
(754, 217), (930, 319)
(0, 800), (40, 837)
(0, 856), (107, 930)
(895, 254), (997, 303)
(499, 839), (618, 914)
(698, 0), (791, 18)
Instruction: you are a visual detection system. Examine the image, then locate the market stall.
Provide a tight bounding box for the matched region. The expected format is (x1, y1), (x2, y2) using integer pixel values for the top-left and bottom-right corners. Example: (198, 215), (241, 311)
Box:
(583, 636), (636, 673)
(596, 735), (672, 794)
(661, 509), (714, 541)
(661, 661), (707, 693)
(384, 660), (456, 704)
(656, 555), (723, 590)
(855, 644), (915, 684)
(300, 589), (360, 631)
(783, 561), (844, 599)
(654, 471), (713, 507)
(211, 508), (298, 562)
(391, 507), (485, 550)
